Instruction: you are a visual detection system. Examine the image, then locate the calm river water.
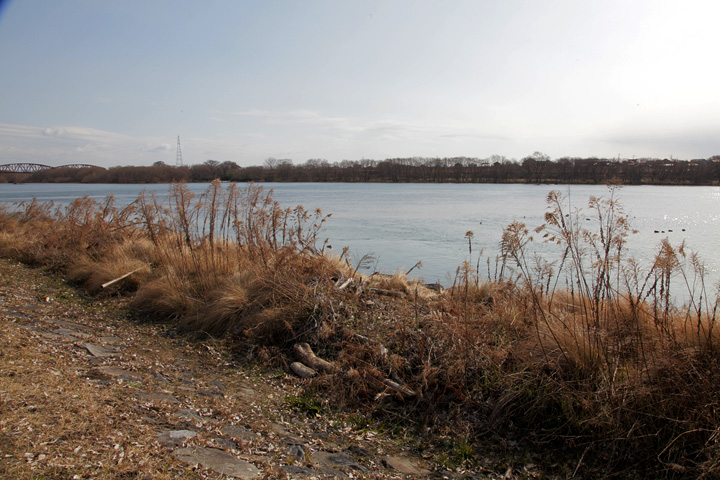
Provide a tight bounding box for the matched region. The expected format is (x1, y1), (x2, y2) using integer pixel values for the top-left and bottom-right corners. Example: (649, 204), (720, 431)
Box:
(1, 182), (719, 291)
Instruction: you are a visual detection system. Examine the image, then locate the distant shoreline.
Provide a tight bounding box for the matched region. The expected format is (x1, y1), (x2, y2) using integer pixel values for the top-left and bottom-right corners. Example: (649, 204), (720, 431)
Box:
(2, 155), (719, 186)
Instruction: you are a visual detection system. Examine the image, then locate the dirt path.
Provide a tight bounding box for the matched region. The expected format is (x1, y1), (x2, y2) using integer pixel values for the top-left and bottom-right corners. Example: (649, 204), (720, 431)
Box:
(1, 259), (535, 480)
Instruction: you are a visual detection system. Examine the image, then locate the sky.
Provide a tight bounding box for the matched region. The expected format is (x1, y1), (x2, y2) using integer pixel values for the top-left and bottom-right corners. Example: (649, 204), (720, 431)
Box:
(0, 0), (719, 168)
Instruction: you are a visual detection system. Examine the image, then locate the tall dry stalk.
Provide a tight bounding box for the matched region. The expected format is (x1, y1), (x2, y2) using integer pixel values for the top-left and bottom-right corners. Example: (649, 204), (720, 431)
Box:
(500, 188), (659, 377)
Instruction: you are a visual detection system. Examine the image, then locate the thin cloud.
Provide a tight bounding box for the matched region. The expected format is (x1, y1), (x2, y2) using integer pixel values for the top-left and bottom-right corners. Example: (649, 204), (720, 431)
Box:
(143, 144), (172, 153)
(42, 127), (67, 137)
(228, 109), (507, 143)
(230, 109), (355, 130)
(0, 123), (182, 167)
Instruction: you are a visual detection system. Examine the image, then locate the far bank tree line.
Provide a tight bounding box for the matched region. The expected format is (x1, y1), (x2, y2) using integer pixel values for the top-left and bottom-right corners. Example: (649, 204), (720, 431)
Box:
(5, 152), (720, 185)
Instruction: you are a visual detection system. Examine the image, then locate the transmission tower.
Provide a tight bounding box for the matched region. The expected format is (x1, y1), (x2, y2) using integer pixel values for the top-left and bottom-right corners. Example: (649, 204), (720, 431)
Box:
(175, 136), (183, 167)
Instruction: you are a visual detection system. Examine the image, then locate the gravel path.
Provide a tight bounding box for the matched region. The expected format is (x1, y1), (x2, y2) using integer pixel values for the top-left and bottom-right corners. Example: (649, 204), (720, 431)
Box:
(1, 259), (537, 479)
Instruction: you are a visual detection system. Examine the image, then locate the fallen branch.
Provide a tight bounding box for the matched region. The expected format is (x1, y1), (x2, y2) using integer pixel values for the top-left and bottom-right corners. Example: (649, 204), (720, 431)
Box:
(291, 341), (416, 400)
(383, 378), (416, 398)
(337, 277), (354, 291)
(101, 267), (144, 289)
(293, 343), (337, 373)
(290, 362), (317, 379)
(370, 288), (405, 298)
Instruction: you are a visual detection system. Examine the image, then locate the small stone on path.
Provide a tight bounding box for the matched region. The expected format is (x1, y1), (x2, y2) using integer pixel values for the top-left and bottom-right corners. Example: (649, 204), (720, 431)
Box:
(96, 366), (142, 382)
(54, 327), (90, 339)
(30, 328), (65, 340)
(158, 429), (197, 446)
(210, 437), (238, 450)
(173, 446), (260, 479)
(208, 380), (226, 391)
(311, 451), (370, 473)
(283, 465), (317, 476)
(197, 389), (224, 397)
(346, 445), (372, 457)
(235, 386), (257, 398)
(286, 443), (307, 458)
(221, 425), (256, 441)
(317, 465), (349, 478)
(177, 408), (205, 424)
(382, 455), (431, 475)
(5, 309), (31, 319)
(269, 422), (289, 436)
(50, 319), (92, 332)
(138, 391), (180, 405)
(149, 370), (171, 383)
(81, 343), (119, 358)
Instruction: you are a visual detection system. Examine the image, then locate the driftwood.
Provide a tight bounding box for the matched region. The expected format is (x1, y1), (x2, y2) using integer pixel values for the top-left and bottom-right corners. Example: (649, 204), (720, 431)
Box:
(293, 343), (337, 373)
(370, 288), (405, 298)
(336, 277), (354, 291)
(101, 267), (144, 289)
(383, 378), (416, 398)
(290, 342), (416, 400)
(290, 362), (317, 379)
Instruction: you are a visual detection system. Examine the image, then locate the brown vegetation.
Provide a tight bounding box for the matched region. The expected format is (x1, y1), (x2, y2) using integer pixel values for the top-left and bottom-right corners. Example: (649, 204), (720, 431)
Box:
(2, 182), (720, 477)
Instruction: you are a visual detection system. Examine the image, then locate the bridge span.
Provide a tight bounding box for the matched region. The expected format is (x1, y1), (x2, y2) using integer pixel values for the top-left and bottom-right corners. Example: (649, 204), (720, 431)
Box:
(0, 163), (102, 174)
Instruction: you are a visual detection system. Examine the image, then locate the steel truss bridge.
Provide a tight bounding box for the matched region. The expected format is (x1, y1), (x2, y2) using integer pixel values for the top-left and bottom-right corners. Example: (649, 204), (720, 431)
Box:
(0, 163), (102, 174)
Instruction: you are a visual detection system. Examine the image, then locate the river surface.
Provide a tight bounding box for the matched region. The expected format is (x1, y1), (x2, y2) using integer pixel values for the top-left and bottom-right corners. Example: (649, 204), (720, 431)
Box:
(1, 182), (719, 293)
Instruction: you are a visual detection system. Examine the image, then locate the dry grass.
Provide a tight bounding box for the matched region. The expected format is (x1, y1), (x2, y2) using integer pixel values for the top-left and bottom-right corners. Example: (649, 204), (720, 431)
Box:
(67, 252), (151, 294)
(3, 182), (720, 477)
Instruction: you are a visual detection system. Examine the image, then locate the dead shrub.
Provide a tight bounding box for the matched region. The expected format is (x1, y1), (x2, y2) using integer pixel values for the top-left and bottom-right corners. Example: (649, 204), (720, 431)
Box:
(238, 307), (298, 345)
(67, 247), (150, 294)
(131, 272), (195, 320)
(189, 271), (265, 336)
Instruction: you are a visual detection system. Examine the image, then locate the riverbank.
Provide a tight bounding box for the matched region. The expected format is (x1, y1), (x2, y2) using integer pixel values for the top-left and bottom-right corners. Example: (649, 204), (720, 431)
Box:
(2, 181), (720, 478)
(1, 258), (532, 479)
(4, 181), (719, 291)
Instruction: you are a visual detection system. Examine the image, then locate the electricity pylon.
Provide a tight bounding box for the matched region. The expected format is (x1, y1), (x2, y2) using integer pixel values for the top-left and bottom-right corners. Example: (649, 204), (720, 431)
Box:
(176, 136), (183, 167)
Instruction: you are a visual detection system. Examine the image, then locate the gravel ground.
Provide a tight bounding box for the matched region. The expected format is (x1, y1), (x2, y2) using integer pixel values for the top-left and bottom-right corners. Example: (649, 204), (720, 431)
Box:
(0, 259), (545, 480)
